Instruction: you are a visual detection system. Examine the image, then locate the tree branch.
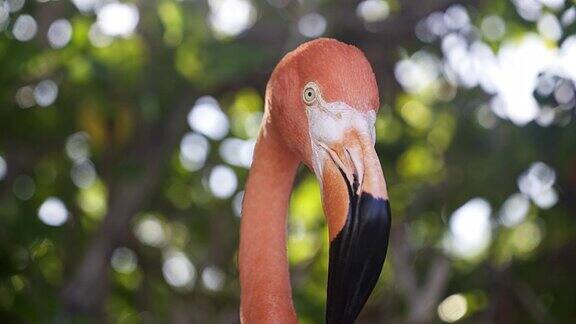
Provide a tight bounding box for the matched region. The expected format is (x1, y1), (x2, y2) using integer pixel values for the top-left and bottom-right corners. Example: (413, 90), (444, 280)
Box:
(390, 224), (451, 324)
(60, 93), (192, 315)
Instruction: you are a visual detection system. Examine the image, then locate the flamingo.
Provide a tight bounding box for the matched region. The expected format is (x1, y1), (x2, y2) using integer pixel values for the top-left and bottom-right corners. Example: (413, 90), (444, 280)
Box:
(239, 38), (391, 323)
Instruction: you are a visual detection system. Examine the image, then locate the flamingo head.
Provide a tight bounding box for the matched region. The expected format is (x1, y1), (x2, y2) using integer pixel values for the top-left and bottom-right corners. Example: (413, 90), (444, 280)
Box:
(267, 38), (391, 322)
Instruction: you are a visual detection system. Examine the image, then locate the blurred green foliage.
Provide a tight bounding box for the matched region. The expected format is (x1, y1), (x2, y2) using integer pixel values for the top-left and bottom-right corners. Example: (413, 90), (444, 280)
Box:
(1, 0), (576, 323)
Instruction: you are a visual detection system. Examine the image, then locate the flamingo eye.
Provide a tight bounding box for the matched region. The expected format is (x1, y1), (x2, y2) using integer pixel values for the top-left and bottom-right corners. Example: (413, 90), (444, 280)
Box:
(303, 83), (318, 104)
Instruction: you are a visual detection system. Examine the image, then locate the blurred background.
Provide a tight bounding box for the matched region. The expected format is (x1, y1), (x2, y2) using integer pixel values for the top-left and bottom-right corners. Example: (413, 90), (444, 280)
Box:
(0, 0), (575, 323)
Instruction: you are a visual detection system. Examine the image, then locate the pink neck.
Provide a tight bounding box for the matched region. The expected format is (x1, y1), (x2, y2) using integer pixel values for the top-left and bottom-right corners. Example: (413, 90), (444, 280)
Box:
(239, 123), (299, 323)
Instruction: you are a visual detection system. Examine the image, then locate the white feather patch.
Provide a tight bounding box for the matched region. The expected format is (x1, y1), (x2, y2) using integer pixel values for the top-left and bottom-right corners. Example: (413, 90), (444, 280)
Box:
(304, 88), (376, 182)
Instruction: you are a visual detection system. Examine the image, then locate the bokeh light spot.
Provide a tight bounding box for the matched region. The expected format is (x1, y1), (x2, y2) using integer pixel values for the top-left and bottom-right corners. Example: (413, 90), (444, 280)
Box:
(518, 161), (558, 209)
(356, 0), (389, 23)
(188, 96), (229, 140)
(395, 51), (440, 93)
(13, 175), (35, 200)
(537, 13), (562, 41)
(202, 266), (225, 291)
(400, 100), (432, 130)
(8, 0), (25, 13)
(111, 247), (137, 274)
(47, 19), (72, 49)
(208, 165), (237, 199)
(71, 160), (96, 189)
(298, 12), (326, 38)
(134, 215), (166, 248)
(438, 293), (468, 322)
(162, 250), (196, 290)
(481, 15), (506, 41)
(511, 221), (542, 254)
(445, 198), (492, 259)
(96, 2), (139, 37)
(12, 14), (37, 42)
(208, 0), (256, 38)
(219, 138), (255, 168)
(34, 80), (58, 107)
(38, 197), (68, 226)
(65, 132), (90, 163)
(72, 0), (97, 13)
(444, 5), (470, 30)
(512, 0), (542, 22)
(499, 193), (530, 228)
(562, 7), (575, 26)
(77, 180), (108, 219)
(179, 132), (210, 172)
(15, 85), (35, 108)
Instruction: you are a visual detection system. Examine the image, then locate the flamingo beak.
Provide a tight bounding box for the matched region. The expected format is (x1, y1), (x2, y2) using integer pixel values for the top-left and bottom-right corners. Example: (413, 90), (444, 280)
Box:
(317, 130), (391, 323)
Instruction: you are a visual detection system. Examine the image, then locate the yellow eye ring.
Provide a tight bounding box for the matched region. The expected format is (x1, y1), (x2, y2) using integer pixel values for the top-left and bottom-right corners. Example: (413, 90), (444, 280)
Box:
(303, 82), (318, 104)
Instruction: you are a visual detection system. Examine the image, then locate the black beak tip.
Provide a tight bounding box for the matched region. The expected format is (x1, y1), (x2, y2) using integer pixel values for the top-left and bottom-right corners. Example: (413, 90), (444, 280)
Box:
(326, 194), (391, 324)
